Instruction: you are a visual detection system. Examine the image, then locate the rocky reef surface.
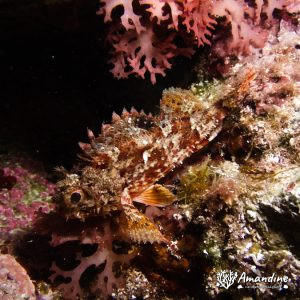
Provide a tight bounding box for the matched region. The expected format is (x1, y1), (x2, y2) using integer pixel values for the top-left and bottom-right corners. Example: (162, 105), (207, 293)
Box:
(0, 147), (55, 248)
(0, 147), (58, 298)
(0, 16), (299, 300)
(0, 254), (36, 300)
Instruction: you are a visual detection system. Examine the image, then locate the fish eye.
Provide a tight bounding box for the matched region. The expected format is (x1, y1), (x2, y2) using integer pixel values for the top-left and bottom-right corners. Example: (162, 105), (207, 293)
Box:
(70, 191), (83, 204)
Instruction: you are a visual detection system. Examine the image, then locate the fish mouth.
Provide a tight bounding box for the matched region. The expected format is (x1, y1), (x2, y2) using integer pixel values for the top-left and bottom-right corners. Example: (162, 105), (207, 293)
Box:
(56, 199), (121, 221)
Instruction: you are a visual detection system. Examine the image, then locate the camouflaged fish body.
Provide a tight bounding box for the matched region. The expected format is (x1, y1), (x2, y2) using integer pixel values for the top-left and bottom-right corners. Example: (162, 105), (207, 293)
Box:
(55, 88), (224, 243)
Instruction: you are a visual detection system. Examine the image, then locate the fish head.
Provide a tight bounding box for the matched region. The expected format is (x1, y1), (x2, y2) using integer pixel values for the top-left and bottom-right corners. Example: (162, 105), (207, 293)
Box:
(53, 167), (122, 220)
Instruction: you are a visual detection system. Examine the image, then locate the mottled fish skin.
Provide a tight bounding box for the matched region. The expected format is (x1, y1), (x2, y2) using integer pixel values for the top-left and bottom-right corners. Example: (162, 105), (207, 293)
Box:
(127, 98), (224, 200)
(54, 88), (224, 242)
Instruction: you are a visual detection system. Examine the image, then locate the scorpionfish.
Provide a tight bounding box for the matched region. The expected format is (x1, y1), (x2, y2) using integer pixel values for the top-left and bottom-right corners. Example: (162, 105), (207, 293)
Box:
(54, 88), (224, 244)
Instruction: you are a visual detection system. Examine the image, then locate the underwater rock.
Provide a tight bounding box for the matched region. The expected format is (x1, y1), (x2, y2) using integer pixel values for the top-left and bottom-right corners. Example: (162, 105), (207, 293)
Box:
(0, 150), (55, 248)
(183, 19), (300, 298)
(0, 254), (36, 300)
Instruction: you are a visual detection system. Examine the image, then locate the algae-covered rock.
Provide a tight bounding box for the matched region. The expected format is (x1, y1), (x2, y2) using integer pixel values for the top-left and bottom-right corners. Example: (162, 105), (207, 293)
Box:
(0, 254), (36, 300)
(175, 19), (300, 299)
(0, 148), (55, 246)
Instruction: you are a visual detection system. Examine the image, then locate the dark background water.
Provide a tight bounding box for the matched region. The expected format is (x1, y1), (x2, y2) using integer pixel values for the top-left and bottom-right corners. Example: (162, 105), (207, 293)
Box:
(0, 0), (195, 171)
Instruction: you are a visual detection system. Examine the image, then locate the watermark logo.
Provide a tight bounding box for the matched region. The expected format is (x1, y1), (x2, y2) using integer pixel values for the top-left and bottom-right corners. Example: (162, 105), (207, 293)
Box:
(216, 270), (238, 289)
(216, 270), (290, 290)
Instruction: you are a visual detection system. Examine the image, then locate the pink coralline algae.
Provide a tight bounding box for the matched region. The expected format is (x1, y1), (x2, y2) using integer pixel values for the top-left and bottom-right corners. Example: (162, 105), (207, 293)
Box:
(98, 0), (298, 83)
(0, 159), (55, 239)
(47, 219), (137, 299)
(0, 254), (36, 300)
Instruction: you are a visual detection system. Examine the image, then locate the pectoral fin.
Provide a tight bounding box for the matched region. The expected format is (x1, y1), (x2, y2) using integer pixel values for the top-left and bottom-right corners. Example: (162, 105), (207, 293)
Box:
(133, 184), (176, 207)
(119, 205), (167, 244)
